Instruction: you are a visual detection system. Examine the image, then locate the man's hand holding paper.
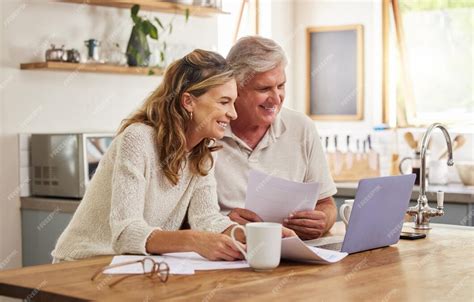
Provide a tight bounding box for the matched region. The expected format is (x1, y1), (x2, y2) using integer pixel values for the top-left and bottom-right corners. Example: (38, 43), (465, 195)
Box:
(238, 169), (323, 240)
(283, 209), (327, 240)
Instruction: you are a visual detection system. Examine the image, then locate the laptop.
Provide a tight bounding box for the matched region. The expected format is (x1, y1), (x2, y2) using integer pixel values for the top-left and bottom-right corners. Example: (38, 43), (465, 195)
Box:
(305, 174), (416, 254)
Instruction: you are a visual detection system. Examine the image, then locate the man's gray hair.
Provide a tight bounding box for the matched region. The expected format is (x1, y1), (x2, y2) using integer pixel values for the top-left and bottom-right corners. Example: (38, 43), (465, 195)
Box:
(226, 36), (287, 87)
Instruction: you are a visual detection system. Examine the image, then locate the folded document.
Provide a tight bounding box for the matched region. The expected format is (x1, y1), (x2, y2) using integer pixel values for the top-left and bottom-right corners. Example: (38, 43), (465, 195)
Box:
(282, 236), (348, 264)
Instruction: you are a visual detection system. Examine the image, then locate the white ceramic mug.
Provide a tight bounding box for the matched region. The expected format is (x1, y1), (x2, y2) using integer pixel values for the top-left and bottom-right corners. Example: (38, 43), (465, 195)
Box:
(339, 199), (354, 229)
(230, 222), (282, 271)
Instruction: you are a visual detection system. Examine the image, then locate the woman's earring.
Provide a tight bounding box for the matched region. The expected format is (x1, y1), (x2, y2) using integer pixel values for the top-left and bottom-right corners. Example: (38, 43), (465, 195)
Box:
(189, 112), (193, 120)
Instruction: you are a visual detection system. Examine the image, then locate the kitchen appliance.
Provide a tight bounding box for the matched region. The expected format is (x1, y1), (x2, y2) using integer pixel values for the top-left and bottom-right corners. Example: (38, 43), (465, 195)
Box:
(84, 39), (101, 62)
(45, 44), (67, 62)
(30, 133), (114, 199)
(399, 151), (425, 185)
(66, 48), (81, 63)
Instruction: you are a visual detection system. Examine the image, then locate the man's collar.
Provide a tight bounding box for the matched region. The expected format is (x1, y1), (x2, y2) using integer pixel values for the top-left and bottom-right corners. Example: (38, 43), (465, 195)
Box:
(270, 109), (286, 140)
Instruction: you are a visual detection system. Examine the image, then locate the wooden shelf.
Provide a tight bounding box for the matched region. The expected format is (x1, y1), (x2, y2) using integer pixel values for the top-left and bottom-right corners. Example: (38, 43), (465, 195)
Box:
(20, 61), (163, 76)
(60, 0), (229, 17)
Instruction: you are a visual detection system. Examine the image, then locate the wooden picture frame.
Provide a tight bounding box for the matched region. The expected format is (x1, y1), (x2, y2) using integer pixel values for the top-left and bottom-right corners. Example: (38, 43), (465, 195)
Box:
(306, 25), (364, 120)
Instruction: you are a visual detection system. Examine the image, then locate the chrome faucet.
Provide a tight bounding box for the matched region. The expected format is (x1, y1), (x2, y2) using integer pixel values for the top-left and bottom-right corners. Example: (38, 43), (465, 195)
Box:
(406, 123), (454, 229)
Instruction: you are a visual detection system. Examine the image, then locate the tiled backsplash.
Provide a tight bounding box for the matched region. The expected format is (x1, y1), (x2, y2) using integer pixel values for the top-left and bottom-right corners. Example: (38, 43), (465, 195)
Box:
(18, 133), (32, 197)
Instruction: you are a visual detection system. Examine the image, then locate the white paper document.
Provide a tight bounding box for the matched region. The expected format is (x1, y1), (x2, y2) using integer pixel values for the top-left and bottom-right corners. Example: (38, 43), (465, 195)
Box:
(281, 236), (348, 264)
(104, 255), (194, 275)
(104, 252), (249, 275)
(161, 252), (249, 271)
(245, 169), (321, 223)
(104, 242), (345, 276)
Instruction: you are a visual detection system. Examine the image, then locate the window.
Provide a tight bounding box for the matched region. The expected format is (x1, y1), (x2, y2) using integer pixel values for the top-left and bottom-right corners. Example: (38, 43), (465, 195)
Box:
(383, 0), (473, 128)
(217, 0), (259, 56)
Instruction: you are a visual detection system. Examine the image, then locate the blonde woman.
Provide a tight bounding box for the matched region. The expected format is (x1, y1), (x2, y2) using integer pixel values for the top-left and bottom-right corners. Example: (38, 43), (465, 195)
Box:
(52, 50), (245, 262)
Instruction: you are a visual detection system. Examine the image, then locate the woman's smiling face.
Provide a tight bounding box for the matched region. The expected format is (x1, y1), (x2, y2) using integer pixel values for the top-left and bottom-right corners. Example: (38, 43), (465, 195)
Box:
(188, 79), (238, 140)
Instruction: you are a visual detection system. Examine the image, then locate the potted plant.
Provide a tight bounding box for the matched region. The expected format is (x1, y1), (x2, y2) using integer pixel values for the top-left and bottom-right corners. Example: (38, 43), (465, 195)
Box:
(126, 5), (189, 67)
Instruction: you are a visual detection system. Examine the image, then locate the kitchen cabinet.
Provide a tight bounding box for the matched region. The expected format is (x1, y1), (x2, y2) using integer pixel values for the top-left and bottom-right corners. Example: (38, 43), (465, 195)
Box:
(334, 181), (473, 226)
(20, 197), (78, 266)
(334, 197), (473, 226)
(21, 209), (73, 267)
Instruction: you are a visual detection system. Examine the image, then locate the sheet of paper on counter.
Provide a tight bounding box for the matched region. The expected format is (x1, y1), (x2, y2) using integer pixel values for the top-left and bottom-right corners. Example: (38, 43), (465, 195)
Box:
(161, 252), (249, 271)
(245, 169), (321, 223)
(281, 236), (348, 264)
(104, 252), (249, 275)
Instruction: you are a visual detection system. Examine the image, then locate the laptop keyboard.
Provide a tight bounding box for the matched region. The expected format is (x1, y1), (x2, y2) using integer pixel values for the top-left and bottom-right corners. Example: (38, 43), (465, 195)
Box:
(304, 235), (345, 247)
(317, 242), (343, 251)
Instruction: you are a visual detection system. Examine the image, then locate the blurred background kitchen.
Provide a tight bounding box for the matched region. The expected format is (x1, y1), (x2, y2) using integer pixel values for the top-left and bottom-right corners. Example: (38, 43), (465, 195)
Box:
(0, 0), (472, 272)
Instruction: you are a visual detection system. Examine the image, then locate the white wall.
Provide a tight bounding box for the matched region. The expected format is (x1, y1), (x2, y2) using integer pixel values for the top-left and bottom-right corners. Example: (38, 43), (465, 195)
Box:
(269, 0), (296, 111)
(0, 0), (218, 269)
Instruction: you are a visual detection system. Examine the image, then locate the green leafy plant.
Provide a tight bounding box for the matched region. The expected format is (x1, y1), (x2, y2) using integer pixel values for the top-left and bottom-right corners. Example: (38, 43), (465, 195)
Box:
(126, 4), (189, 67)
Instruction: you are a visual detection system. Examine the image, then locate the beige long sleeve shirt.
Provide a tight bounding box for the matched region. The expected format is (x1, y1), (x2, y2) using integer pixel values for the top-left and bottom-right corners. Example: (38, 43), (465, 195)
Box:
(52, 123), (234, 261)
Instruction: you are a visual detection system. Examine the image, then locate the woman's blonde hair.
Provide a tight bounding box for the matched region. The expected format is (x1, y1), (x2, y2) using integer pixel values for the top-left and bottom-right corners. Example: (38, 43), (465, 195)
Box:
(118, 49), (234, 185)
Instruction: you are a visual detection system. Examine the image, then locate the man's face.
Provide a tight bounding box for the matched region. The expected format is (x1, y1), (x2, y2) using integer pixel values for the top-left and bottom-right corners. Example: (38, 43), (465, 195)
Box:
(234, 65), (286, 127)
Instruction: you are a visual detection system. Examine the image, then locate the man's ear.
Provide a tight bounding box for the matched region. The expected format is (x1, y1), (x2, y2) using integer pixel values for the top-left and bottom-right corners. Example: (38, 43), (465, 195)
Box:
(181, 92), (195, 113)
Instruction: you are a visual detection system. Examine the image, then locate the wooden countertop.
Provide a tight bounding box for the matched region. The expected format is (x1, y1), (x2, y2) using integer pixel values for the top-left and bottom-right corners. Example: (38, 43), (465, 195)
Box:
(1, 222), (473, 301)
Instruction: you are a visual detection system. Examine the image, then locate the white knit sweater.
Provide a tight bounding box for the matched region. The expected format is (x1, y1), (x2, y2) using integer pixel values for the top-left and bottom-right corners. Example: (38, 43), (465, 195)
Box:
(52, 123), (234, 261)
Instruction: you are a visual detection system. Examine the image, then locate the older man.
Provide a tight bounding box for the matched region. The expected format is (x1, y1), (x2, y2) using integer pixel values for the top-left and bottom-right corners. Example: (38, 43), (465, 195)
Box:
(215, 36), (337, 240)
